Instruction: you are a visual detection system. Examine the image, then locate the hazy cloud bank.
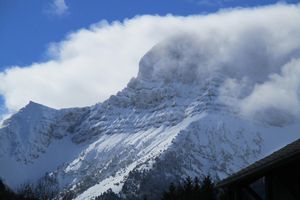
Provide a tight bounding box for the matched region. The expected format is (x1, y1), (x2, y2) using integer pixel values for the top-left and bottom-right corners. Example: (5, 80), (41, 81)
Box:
(0, 3), (299, 123)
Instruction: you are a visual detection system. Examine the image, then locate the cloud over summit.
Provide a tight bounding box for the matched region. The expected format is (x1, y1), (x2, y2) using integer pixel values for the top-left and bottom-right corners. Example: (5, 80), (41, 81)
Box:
(0, 3), (300, 122)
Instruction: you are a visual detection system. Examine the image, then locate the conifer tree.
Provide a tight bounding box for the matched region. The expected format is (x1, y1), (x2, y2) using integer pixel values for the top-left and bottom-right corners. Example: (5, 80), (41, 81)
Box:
(162, 182), (177, 200)
(201, 176), (215, 200)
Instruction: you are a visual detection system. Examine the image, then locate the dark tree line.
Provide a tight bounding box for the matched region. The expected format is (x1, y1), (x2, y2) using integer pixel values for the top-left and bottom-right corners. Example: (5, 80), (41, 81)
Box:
(1, 175), (229, 200)
(0, 179), (37, 200)
(95, 189), (122, 200)
(17, 176), (59, 200)
(0, 176), (58, 200)
(162, 176), (230, 200)
(95, 176), (230, 200)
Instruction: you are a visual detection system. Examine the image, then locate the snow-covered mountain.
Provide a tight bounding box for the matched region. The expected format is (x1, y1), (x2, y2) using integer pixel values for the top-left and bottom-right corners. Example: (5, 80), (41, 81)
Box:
(0, 35), (299, 199)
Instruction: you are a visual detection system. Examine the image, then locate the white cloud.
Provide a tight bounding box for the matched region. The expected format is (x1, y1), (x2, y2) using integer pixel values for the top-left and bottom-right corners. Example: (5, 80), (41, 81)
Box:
(0, 16), (182, 111)
(49, 0), (69, 16)
(239, 59), (300, 121)
(0, 3), (300, 124)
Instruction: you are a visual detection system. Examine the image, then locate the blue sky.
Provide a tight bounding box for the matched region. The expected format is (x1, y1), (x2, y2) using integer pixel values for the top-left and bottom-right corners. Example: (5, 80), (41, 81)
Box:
(0, 0), (299, 118)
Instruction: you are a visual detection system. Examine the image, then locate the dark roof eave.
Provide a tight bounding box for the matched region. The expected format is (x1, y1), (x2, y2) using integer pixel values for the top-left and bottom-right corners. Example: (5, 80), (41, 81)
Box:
(217, 139), (300, 188)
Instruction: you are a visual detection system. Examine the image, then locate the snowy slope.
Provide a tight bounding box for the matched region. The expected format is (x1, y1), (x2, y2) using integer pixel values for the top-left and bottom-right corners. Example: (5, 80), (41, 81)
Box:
(0, 35), (299, 199)
(0, 102), (90, 188)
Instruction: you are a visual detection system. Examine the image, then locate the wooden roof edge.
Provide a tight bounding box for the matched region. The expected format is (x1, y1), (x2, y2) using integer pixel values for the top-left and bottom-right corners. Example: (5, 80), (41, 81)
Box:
(216, 138), (300, 188)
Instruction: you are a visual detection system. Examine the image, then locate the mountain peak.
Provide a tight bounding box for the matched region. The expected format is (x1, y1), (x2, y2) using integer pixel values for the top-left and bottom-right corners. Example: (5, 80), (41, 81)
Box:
(25, 101), (48, 109)
(17, 101), (57, 117)
(138, 34), (211, 84)
(28, 100), (38, 105)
